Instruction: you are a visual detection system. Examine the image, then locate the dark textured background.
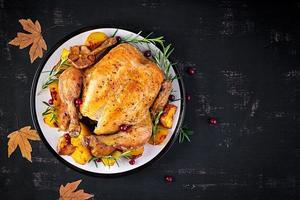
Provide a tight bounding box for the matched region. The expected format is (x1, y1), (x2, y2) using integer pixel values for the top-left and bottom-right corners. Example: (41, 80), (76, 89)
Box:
(0, 0), (300, 199)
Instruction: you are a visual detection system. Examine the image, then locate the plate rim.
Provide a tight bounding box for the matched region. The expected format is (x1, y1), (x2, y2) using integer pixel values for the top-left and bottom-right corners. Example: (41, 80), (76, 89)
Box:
(30, 26), (186, 177)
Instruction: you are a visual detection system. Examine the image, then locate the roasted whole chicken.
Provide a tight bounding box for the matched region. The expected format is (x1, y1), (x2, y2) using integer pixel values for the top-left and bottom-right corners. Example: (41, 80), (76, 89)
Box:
(81, 43), (164, 150)
(43, 32), (178, 166)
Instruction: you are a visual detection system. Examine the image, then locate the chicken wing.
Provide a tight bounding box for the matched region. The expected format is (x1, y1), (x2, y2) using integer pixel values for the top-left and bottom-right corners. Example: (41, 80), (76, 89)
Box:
(150, 80), (172, 118)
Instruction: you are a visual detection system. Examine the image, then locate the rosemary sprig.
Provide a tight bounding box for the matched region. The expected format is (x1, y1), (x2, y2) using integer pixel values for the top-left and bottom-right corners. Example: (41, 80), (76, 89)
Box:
(41, 59), (71, 89)
(178, 127), (193, 143)
(89, 157), (99, 168)
(152, 109), (164, 138)
(89, 150), (132, 168)
(122, 31), (165, 46)
(111, 29), (119, 37)
(42, 101), (57, 122)
(152, 42), (174, 80)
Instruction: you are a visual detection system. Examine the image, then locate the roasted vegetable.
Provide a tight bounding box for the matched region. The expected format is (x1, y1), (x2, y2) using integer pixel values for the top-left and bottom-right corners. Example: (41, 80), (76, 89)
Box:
(85, 32), (108, 50)
(42, 101), (58, 128)
(57, 135), (76, 155)
(60, 48), (70, 61)
(130, 146), (144, 158)
(160, 104), (177, 129)
(43, 113), (58, 128)
(70, 123), (92, 165)
(71, 145), (92, 165)
(101, 150), (122, 167)
(148, 125), (169, 145)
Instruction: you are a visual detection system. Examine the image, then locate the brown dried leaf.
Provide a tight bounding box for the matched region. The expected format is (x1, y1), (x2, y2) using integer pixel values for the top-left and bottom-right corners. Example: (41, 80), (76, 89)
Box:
(7, 126), (40, 162)
(59, 180), (94, 200)
(9, 18), (47, 63)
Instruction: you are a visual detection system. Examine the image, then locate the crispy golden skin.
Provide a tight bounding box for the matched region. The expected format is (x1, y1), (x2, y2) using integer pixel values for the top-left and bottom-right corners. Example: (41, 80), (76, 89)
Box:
(80, 43), (164, 135)
(85, 112), (152, 150)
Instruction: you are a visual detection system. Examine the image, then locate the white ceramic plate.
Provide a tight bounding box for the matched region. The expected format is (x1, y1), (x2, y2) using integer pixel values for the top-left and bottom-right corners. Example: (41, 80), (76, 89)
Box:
(30, 28), (185, 176)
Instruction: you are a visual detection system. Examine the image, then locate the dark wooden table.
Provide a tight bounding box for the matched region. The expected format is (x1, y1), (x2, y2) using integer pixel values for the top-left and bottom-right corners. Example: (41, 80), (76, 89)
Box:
(1, 0), (299, 199)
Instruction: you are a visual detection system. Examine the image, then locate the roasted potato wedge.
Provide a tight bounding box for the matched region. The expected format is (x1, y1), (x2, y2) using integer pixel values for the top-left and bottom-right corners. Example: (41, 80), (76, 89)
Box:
(160, 104), (177, 129)
(101, 150), (122, 167)
(130, 146), (144, 158)
(148, 125), (169, 145)
(70, 123), (93, 164)
(43, 113), (58, 128)
(85, 32), (108, 50)
(71, 145), (92, 165)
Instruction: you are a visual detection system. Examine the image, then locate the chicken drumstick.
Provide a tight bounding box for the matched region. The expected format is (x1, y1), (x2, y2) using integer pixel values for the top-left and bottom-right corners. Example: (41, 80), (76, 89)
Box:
(58, 67), (83, 136)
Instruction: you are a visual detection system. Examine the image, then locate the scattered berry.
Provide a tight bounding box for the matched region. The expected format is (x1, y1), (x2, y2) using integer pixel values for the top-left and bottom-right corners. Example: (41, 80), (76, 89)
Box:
(129, 159), (135, 165)
(164, 175), (174, 183)
(186, 94), (191, 101)
(48, 99), (54, 105)
(116, 36), (122, 42)
(96, 158), (101, 162)
(144, 50), (152, 57)
(186, 67), (196, 75)
(64, 133), (71, 144)
(75, 98), (82, 106)
(53, 122), (58, 128)
(119, 124), (131, 131)
(209, 117), (217, 125)
(169, 94), (175, 101)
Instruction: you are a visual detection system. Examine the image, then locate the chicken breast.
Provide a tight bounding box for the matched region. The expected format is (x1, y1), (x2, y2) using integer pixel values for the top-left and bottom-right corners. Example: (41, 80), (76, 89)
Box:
(80, 43), (164, 134)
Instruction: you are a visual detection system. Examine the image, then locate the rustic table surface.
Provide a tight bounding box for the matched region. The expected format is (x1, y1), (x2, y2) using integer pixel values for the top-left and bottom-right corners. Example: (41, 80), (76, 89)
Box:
(0, 0), (299, 199)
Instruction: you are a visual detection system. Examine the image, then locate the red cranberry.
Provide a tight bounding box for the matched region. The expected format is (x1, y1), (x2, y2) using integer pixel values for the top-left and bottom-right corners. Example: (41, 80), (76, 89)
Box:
(186, 94), (191, 101)
(169, 94), (175, 101)
(75, 98), (82, 106)
(129, 159), (135, 165)
(48, 99), (54, 105)
(164, 175), (173, 182)
(96, 158), (101, 162)
(53, 122), (58, 128)
(187, 67), (196, 75)
(119, 124), (131, 131)
(64, 133), (71, 144)
(209, 117), (217, 125)
(115, 36), (122, 42)
(144, 50), (152, 57)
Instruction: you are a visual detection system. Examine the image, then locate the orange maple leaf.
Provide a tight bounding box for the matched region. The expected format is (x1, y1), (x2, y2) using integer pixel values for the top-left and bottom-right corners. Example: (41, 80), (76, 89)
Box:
(7, 126), (40, 162)
(59, 180), (94, 200)
(9, 19), (47, 63)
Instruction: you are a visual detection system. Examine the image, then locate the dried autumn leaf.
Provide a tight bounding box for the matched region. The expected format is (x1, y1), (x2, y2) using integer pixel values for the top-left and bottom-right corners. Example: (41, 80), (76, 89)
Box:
(59, 180), (94, 200)
(7, 126), (40, 162)
(9, 18), (47, 63)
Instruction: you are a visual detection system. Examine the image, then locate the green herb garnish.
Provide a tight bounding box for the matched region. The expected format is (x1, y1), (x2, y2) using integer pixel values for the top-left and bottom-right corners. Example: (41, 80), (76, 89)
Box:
(89, 150), (132, 168)
(152, 109), (164, 139)
(41, 59), (70, 90)
(42, 101), (57, 122)
(178, 127), (193, 143)
(89, 157), (99, 168)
